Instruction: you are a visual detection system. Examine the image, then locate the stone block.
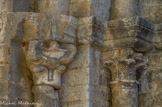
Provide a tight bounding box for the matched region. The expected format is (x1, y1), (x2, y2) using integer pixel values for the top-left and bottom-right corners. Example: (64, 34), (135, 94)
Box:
(32, 85), (59, 107)
(23, 13), (78, 43)
(68, 46), (91, 69)
(77, 17), (105, 47)
(148, 53), (162, 69)
(0, 44), (10, 64)
(0, 12), (25, 44)
(89, 47), (110, 86)
(0, 13), (8, 44)
(62, 68), (89, 86)
(60, 85), (89, 103)
(8, 82), (32, 102)
(0, 81), (8, 98)
(55, 15), (77, 37)
(0, 65), (9, 81)
(89, 86), (109, 105)
(104, 17), (154, 52)
(70, 0), (91, 18)
(64, 24), (77, 38)
(153, 32), (162, 49)
(0, 0), (13, 12)
(139, 93), (162, 107)
(8, 83), (23, 100)
(1, 13), (78, 43)
(0, 98), (8, 101)
(155, 23), (162, 31)
(13, 0), (34, 12)
(153, 24), (162, 49)
(139, 69), (162, 107)
(60, 34), (76, 44)
(141, 0), (162, 24)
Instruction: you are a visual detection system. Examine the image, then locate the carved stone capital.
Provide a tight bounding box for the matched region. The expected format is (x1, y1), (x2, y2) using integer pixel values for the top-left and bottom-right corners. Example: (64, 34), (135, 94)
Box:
(103, 49), (148, 107)
(104, 50), (148, 83)
(23, 13), (78, 107)
(27, 40), (77, 89)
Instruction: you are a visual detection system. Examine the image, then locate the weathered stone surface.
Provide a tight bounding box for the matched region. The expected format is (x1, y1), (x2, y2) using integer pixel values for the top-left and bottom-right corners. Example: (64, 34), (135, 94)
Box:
(0, 44), (10, 64)
(104, 17), (154, 52)
(103, 4), (155, 106)
(9, 42), (23, 83)
(0, 81), (8, 98)
(23, 13), (78, 107)
(139, 68), (162, 107)
(110, 0), (139, 20)
(13, 0), (34, 12)
(0, 1), (161, 107)
(0, 0), (13, 12)
(62, 102), (89, 107)
(111, 82), (138, 107)
(140, 0), (162, 24)
(60, 45), (90, 107)
(77, 17), (106, 49)
(103, 48), (148, 107)
(137, 1), (162, 105)
(0, 12), (78, 106)
(153, 24), (162, 49)
(0, 12), (25, 44)
(148, 53), (162, 69)
(61, 45), (110, 107)
(69, 0), (111, 20)
(23, 13), (77, 44)
(27, 40), (76, 88)
(34, 0), (70, 15)
(0, 65), (9, 81)
(33, 85), (59, 107)
(60, 85), (89, 103)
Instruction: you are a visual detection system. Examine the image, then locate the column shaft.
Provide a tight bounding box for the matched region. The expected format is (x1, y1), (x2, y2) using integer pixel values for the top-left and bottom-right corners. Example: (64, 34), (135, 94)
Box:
(110, 0), (139, 20)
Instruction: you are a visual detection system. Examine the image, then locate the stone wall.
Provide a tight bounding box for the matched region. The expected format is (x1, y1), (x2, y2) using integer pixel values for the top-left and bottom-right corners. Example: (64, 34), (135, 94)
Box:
(0, 0), (161, 107)
(138, 0), (162, 107)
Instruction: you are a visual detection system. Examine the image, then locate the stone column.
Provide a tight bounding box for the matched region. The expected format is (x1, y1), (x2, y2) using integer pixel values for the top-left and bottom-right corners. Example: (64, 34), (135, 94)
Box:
(69, 0), (111, 20)
(110, 0), (139, 20)
(103, 17), (154, 107)
(77, 17), (109, 107)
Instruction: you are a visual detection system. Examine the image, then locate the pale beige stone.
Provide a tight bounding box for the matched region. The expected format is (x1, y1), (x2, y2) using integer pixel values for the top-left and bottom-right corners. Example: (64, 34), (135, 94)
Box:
(0, 1), (161, 107)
